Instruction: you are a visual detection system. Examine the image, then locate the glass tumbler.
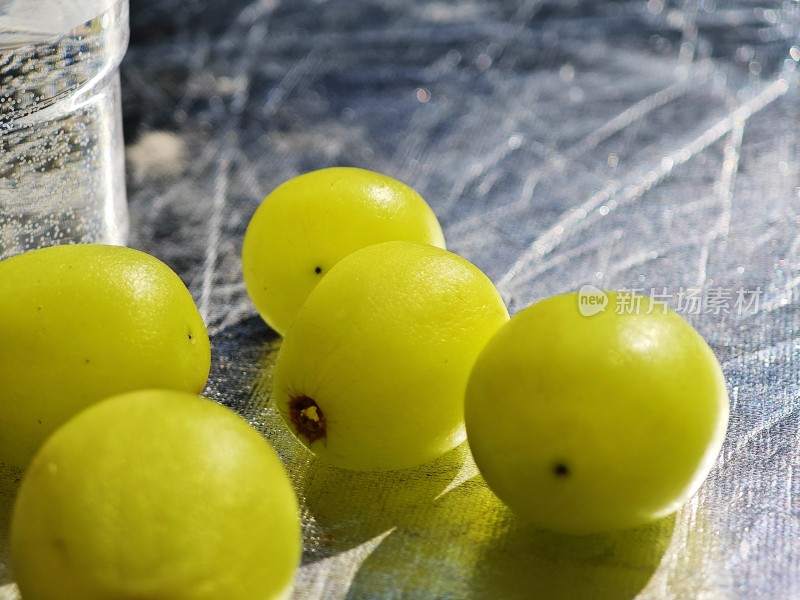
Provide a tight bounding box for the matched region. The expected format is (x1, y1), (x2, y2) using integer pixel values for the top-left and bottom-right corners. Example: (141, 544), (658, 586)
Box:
(0, 0), (130, 260)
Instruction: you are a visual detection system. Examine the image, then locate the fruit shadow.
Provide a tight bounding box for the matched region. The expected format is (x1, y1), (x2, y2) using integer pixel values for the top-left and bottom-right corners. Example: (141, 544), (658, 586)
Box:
(344, 475), (676, 600)
(203, 315), (283, 420)
(0, 463), (22, 589)
(294, 442), (472, 564)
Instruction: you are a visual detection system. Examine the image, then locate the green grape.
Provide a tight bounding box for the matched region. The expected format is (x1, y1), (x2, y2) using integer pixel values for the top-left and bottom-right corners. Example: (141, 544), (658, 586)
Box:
(0, 244), (211, 469)
(241, 167), (445, 336)
(465, 291), (729, 534)
(273, 241), (509, 471)
(11, 389), (301, 600)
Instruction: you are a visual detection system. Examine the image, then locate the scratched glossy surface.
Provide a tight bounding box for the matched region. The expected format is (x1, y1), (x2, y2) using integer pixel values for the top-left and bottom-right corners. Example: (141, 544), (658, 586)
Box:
(2, 0), (800, 598)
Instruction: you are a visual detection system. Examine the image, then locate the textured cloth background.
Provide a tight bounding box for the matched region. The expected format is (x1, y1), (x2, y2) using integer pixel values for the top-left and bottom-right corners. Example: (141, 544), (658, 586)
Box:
(3, 0), (800, 598)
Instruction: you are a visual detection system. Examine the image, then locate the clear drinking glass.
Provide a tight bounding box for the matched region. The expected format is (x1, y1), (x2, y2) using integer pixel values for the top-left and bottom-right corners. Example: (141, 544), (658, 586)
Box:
(0, 0), (130, 260)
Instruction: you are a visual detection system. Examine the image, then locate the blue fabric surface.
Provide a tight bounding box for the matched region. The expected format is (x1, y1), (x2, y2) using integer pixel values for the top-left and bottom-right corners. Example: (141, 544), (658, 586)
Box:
(117, 1), (800, 598)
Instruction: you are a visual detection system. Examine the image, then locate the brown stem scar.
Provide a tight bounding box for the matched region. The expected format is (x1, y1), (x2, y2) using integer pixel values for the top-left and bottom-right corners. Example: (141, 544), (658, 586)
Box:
(552, 462), (570, 477)
(288, 394), (326, 444)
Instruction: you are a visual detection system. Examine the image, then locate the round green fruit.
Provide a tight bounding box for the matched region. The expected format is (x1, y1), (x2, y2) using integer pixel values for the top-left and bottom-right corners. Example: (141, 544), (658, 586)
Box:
(465, 291), (729, 534)
(241, 167), (445, 336)
(0, 244), (211, 468)
(273, 241), (508, 471)
(11, 389), (301, 600)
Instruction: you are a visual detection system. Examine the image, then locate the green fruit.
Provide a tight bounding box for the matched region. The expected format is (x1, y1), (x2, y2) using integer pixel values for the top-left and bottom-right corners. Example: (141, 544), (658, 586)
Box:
(273, 241), (509, 471)
(0, 244), (211, 468)
(465, 291), (729, 534)
(241, 167), (445, 336)
(11, 389), (301, 600)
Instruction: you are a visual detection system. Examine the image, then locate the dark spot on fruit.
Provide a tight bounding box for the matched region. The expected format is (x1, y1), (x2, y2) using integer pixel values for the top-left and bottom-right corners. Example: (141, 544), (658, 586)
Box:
(187, 332), (193, 341)
(314, 266), (322, 275)
(37, 420), (42, 425)
(552, 462), (570, 477)
(288, 394), (326, 444)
